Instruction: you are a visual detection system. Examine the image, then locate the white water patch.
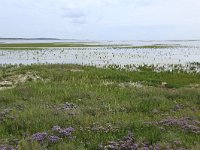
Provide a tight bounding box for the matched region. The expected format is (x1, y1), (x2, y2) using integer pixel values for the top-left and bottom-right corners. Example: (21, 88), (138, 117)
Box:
(0, 46), (200, 67)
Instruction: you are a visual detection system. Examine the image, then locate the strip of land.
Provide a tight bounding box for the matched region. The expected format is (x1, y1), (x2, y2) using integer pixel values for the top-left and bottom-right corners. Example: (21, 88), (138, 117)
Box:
(0, 43), (177, 50)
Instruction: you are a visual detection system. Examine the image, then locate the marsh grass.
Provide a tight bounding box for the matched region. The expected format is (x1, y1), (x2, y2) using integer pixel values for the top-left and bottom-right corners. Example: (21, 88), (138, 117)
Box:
(0, 64), (199, 149)
(0, 43), (93, 48)
(0, 43), (123, 50)
(0, 43), (176, 50)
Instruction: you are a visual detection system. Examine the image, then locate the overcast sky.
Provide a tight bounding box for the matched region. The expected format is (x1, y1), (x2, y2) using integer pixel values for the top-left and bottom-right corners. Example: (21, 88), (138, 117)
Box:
(0, 0), (200, 40)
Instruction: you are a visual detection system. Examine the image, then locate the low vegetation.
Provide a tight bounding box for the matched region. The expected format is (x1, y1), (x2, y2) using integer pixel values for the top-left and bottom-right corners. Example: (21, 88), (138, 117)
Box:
(0, 43), (119, 49)
(0, 64), (199, 149)
(0, 43), (177, 50)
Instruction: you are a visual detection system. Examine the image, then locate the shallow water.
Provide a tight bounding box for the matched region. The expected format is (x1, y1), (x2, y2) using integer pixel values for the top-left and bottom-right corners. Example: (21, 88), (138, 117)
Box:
(100, 40), (200, 47)
(1, 39), (200, 47)
(0, 47), (199, 66)
(0, 41), (200, 71)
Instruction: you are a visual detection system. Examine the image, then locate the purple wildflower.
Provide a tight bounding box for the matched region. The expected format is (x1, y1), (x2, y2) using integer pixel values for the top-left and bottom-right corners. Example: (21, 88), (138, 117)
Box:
(48, 135), (61, 143)
(100, 132), (137, 149)
(32, 132), (48, 142)
(59, 128), (74, 137)
(59, 130), (71, 136)
(63, 127), (75, 133)
(147, 117), (200, 134)
(0, 145), (16, 150)
(52, 126), (75, 138)
(155, 144), (161, 150)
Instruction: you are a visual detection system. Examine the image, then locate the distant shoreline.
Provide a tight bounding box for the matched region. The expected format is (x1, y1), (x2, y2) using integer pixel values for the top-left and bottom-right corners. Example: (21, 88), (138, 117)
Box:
(0, 38), (64, 40)
(0, 38), (200, 42)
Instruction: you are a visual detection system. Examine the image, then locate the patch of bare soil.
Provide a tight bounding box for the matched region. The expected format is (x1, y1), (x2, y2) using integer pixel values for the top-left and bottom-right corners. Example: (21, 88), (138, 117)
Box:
(70, 69), (84, 72)
(119, 82), (144, 88)
(0, 72), (45, 91)
(102, 81), (145, 89)
(186, 84), (200, 89)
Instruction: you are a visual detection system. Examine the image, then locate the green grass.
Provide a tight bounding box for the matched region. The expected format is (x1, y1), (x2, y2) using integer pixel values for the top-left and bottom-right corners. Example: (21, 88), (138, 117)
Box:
(0, 43), (94, 47)
(0, 43), (122, 49)
(114, 45), (178, 49)
(0, 64), (199, 149)
(0, 43), (177, 50)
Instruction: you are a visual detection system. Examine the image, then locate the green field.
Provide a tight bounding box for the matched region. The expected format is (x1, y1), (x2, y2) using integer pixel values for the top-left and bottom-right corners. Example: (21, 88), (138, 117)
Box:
(0, 42), (92, 47)
(0, 43), (176, 50)
(0, 64), (199, 149)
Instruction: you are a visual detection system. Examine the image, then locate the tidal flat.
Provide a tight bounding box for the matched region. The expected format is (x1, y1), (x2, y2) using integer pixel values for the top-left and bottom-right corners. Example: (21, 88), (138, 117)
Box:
(0, 43), (200, 71)
(0, 64), (200, 150)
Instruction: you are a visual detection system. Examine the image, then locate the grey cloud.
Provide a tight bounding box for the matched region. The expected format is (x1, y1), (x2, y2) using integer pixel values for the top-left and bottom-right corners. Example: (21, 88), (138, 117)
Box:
(62, 8), (87, 19)
(70, 18), (87, 24)
(61, 7), (88, 24)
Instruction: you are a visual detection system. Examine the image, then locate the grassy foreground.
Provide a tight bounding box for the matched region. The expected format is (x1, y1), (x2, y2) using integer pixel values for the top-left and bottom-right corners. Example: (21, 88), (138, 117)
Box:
(0, 64), (199, 149)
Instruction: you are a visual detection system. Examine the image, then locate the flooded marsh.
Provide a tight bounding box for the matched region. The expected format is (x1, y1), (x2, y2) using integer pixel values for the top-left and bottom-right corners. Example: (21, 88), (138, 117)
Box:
(0, 41), (200, 149)
(0, 42), (200, 73)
